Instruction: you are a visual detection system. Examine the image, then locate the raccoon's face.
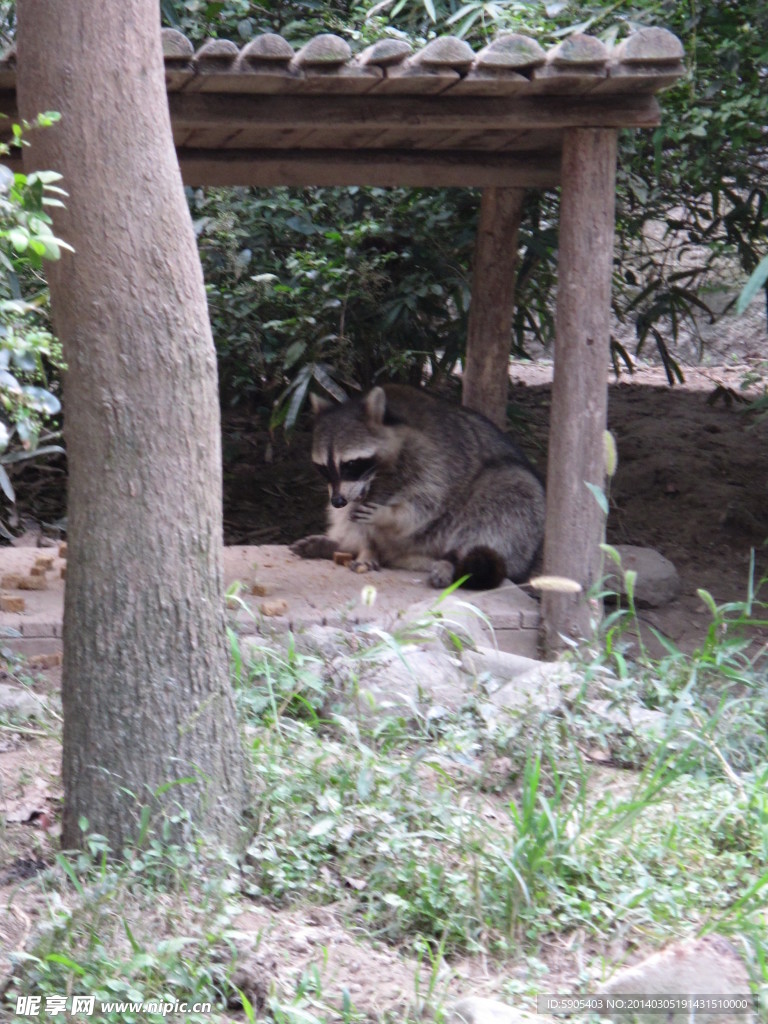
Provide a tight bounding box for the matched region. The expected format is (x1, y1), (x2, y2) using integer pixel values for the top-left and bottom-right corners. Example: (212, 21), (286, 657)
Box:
(312, 448), (377, 509)
(310, 387), (400, 509)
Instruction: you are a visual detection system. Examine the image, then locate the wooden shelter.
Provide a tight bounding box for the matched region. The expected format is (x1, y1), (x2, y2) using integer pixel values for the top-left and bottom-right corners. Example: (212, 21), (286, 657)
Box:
(0, 26), (685, 649)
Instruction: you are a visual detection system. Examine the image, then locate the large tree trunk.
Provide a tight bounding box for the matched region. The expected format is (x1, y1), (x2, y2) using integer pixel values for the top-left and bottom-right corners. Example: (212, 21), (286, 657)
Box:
(17, 0), (246, 851)
(462, 187), (525, 429)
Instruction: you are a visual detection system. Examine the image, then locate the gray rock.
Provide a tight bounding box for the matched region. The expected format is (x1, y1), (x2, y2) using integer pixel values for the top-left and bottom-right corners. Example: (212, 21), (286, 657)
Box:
(462, 645), (578, 714)
(0, 682), (47, 720)
(290, 623), (354, 659)
(605, 545), (681, 608)
(447, 996), (546, 1024)
(599, 935), (755, 1023)
(388, 585), (541, 658)
(359, 635), (582, 721)
(386, 594), (494, 651)
(358, 644), (467, 714)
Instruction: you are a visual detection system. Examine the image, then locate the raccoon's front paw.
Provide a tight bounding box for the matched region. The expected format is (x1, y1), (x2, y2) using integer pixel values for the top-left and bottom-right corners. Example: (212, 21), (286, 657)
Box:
(349, 553), (380, 574)
(290, 535), (338, 560)
(428, 559), (455, 589)
(350, 502), (381, 523)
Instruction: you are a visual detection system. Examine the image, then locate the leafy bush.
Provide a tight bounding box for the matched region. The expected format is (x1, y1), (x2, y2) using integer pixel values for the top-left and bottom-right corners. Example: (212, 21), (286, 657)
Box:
(167, 0), (767, 409)
(0, 113), (68, 511)
(192, 185), (482, 424)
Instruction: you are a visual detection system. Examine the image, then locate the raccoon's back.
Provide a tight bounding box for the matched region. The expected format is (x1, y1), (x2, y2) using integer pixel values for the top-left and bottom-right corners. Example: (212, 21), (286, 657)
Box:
(381, 385), (528, 467)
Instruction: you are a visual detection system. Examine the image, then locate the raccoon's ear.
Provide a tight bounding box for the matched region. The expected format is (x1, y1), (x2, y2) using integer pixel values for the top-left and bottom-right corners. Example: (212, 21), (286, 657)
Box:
(309, 393), (334, 415)
(363, 386), (387, 426)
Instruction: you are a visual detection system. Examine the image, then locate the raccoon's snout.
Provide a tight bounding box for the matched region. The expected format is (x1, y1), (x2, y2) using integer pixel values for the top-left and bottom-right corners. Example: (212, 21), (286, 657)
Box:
(315, 454), (375, 512)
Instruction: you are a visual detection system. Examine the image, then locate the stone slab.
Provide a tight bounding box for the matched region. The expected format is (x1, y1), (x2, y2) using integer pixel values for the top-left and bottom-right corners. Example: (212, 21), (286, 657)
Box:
(0, 544), (541, 657)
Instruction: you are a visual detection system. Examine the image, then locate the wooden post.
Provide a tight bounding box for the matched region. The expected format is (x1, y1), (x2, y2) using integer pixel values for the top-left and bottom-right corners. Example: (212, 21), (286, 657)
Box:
(541, 128), (618, 652)
(462, 187), (526, 428)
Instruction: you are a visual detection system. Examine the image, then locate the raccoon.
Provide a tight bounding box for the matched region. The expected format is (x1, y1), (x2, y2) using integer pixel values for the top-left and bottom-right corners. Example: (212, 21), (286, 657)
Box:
(290, 384), (546, 589)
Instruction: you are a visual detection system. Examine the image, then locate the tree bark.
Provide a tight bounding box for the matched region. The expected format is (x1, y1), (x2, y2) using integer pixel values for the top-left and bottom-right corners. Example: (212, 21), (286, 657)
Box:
(462, 187), (526, 428)
(16, 0), (246, 851)
(541, 128), (618, 653)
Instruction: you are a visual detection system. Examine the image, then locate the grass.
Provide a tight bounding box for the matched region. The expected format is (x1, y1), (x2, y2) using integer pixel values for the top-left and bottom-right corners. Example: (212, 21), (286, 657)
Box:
(0, 650), (61, 740)
(3, 569), (768, 1021)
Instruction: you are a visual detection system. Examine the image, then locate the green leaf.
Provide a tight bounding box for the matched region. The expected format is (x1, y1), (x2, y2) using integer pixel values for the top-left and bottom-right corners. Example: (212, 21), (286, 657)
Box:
(312, 363), (347, 403)
(0, 444), (65, 464)
(584, 480), (609, 516)
(283, 370), (311, 432)
(696, 588), (719, 618)
(15, 418), (38, 446)
(8, 228), (28, 252)
(36, 237), (63, 260)
(307, 816), (336, 838)
(0, 369), (21, 393)
(0, 464), (14, 502)
(599, 543), (622, 567)
(282, 340), (307, 371)
(123, 919), (141, 954)
(45, 952), (87, 976)
(21, 386), (61, 415)
(623, 568), (637, 606)
(35, 111), (61, 126)
(603, 429), (618, 477)
(11, 350), (38, 373)
(736, 254), (768, 315)
(27, 170), (63, 185)
(382, 892), (408, 908)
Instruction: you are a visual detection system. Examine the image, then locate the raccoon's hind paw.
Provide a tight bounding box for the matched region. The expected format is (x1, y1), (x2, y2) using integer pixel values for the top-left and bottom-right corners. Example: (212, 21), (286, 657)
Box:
(290, 535), (338, 561)
(428, 559), (456, 590)
(350, 502), (380, 523)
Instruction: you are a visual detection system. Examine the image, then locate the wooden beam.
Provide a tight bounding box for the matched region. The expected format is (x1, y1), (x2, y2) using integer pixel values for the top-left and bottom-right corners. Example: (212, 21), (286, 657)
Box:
(168, 91), (661, 133)
(541, 127), (618, 651)
(0, 143), (561, 188)
(177, 148), (561, 188)
(462, 187), (525, 427)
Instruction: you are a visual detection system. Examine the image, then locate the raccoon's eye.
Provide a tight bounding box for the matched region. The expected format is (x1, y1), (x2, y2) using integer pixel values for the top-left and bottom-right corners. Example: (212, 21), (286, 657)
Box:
(313, 462), (331, 482)
(341, 457), (376, 481)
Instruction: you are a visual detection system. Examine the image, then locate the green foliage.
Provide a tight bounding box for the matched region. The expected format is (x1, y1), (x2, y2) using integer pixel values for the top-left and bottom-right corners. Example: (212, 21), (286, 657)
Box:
(356, 0), (768, 375)
(193, 185), (482, 419)
(6, 830), (241, 1023)
(611, 1), (768, 375)
(166, 0), (767, 408)
(161, 0), (372, 46)
(0, 114), (68, 507)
